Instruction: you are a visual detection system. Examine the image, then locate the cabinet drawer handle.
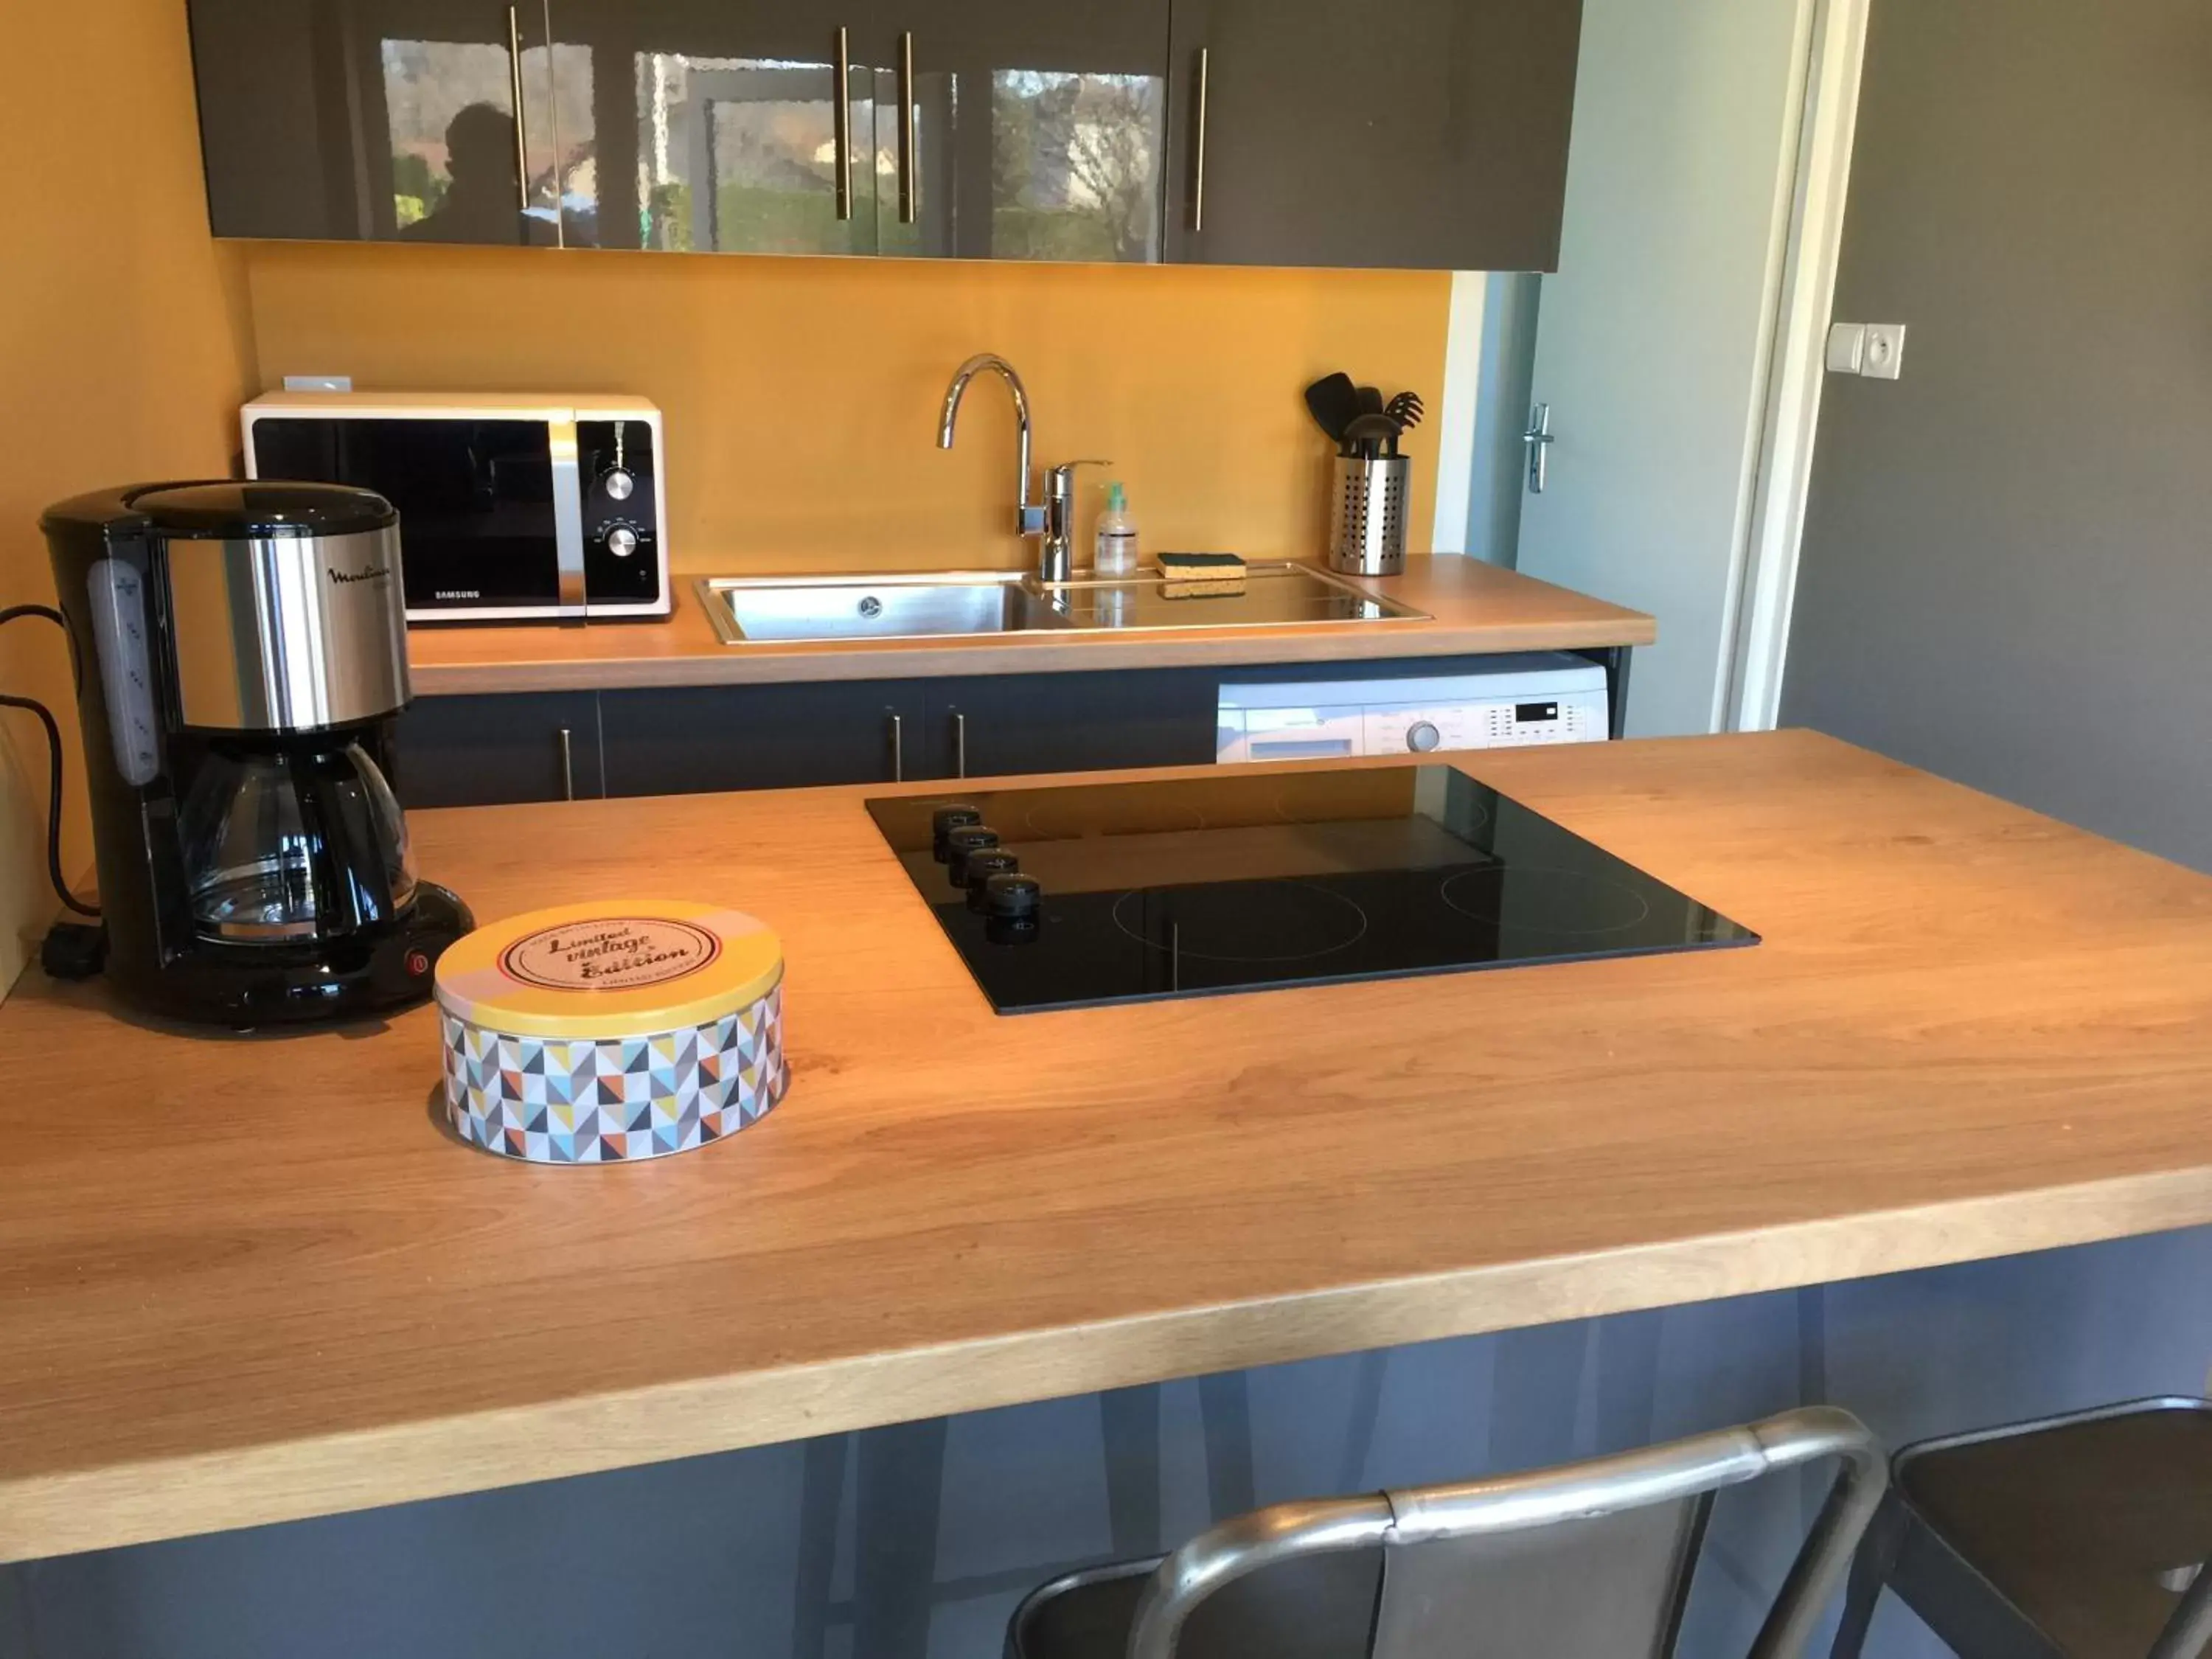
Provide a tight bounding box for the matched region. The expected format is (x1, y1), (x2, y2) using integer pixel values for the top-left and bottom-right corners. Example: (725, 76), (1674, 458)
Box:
(953, 710), (967, 779)
(832, 25), (854, 222)
(888, 711), (904, 782)
(506, 6), (532, 226)
(1191, 46), (1210, 233)
(898, 32), (918, 225)
(557, 725), (574, 800)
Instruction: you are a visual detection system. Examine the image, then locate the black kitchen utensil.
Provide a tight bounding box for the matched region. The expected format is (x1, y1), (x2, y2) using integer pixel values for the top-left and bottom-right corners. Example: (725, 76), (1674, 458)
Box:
(1341, 411), (1402, 461)
(1356, 385), (1384, 417)
(1385, 391), (1425, 431)
(1303, 373), (1360, 445)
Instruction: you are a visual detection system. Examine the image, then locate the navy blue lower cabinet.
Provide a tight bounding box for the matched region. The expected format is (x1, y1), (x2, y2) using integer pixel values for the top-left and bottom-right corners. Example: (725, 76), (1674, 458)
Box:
(597, 680), (929, 797)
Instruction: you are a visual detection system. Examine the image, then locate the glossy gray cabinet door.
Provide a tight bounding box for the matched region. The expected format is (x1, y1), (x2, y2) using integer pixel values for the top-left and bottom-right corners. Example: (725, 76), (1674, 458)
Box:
(187, 0), (575, 244)
(871, 1), (1172, 262)
(1164, 0), (1583, 271)
(561, 0), (879, 254)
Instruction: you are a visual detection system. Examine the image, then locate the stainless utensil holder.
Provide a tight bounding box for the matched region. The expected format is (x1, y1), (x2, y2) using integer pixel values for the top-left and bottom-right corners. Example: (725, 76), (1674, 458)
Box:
(1328, 454), (1409, 577)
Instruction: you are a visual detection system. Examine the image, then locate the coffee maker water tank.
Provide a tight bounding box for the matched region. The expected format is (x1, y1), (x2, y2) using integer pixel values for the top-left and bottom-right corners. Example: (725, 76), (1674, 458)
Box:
(40, 481), (472, 1026)
(142, 481), (412, 733)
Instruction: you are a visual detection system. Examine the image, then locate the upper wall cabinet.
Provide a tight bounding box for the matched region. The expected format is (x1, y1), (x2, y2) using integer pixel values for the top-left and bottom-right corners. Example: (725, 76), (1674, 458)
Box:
(560, 1), (886, 254)
(1163, 0), (1583, 271)
(869, 1), (1172, 263)
(185, 0), (1582, 271)
(189, 0), (587, 246)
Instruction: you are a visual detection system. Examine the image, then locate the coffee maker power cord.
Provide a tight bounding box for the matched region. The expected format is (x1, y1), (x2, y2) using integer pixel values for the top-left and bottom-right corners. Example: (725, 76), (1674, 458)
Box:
(0, 604), (102, 919)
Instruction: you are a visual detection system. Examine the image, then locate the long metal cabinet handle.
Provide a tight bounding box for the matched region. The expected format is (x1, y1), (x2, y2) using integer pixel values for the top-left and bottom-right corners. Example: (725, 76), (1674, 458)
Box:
(888, 711), (904, 781)
(832, 26), (854, 222)
(1191, 46), (1209, 232)
(557, 726), (575, 800)
(898, 32), (918, 224)
(538, 0), (565, 248)
(506, 7), (532, 225)
(953, 710), (967, 777)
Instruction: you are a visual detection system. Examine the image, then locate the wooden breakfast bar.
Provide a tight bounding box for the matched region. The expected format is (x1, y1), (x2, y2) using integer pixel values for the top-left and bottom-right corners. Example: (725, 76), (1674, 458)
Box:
(4, 731), (2212, 1566)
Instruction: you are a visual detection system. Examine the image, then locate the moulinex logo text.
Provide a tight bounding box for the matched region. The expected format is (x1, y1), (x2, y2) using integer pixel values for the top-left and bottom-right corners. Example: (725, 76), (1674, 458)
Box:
(326, 563), (392, 585)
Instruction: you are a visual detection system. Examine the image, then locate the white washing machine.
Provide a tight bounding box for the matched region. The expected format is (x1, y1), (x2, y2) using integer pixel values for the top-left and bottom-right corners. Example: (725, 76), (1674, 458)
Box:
(1216, 652), (1610, 764)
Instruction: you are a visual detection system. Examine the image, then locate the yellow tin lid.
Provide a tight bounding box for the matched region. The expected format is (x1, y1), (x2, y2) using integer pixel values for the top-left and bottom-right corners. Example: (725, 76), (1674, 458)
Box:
(434, 900), (785, 1041)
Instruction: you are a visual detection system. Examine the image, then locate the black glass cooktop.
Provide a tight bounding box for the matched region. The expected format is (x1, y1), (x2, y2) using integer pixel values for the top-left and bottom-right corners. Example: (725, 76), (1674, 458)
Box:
(866, 766), (1757, 1014)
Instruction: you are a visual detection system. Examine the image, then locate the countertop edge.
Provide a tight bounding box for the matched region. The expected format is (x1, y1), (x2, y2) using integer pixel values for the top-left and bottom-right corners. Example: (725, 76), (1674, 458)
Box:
(409, 618), (1658, 696)
(9, 1160), (2207, 1564)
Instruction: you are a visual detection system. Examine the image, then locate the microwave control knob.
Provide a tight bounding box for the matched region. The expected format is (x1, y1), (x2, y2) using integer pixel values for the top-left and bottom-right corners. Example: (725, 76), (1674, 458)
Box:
(605, 524), (640, 559)
(1406, 720), (1442, 753)
(604, 468), (636, 502)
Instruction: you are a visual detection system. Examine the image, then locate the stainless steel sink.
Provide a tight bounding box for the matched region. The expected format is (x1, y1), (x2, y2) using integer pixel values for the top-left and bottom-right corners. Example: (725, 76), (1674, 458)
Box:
(696, 572), (1068, 644)
(696, 563), (1428, 645)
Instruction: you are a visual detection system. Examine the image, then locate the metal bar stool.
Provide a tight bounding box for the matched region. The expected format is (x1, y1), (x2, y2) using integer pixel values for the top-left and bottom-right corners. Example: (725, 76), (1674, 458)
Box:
(1006, 1405), (1885, 1659)
(1829, 1397), (2212, 1659)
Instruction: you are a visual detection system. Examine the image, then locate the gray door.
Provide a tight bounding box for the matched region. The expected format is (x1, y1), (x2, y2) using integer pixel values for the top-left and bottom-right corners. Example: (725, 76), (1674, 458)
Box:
(1163, 0), (1582, 271)
(1514, 0), (1815, 736)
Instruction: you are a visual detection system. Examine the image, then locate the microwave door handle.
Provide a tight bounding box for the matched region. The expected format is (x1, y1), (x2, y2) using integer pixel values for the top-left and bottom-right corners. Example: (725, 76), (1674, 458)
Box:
(548, 415), (587, 619)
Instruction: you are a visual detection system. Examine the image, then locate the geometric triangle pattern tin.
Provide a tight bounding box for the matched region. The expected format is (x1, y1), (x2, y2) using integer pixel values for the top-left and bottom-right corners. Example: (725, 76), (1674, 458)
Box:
(439, 989), (787, 1164)
(431, 900), (790, 1165)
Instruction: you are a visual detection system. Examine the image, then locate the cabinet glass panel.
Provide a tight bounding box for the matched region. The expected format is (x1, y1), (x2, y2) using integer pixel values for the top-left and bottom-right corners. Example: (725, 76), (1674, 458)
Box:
(188, 0), (577, 246)
(559, 1), (879, 254)
(874, 1), (1169, 262)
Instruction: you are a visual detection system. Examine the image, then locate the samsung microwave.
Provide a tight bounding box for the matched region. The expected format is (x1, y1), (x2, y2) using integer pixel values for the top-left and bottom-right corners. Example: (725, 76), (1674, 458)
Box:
(241, 392), (669, 623)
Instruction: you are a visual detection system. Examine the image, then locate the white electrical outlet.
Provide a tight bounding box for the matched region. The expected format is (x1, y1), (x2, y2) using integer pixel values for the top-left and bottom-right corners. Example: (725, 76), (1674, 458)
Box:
(1860, 324), (1907, 380)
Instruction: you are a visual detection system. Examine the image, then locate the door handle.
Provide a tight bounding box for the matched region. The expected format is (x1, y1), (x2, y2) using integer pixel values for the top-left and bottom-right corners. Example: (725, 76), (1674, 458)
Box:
(953, 710), (967, 779)
(888, 710), (904, 781)
(1523, 403), (1555, 494)
(557, 725), (575, 800)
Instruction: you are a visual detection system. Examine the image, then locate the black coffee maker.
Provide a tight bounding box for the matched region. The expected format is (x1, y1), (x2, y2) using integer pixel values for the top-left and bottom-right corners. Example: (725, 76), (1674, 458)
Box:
(41, 481), (472, 1025)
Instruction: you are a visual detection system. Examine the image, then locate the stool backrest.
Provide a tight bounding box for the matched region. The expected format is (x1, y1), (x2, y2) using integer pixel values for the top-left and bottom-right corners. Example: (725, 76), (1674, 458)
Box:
(1124, 1405), (1885, 1659)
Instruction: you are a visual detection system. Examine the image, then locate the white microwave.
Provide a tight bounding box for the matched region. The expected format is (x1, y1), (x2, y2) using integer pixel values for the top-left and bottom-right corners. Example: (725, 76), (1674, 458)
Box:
(242, 392), (669, 623)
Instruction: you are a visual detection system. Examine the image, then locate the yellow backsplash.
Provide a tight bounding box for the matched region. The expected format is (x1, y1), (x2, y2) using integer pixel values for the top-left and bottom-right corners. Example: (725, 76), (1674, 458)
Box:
(240, 243), (1448, 574)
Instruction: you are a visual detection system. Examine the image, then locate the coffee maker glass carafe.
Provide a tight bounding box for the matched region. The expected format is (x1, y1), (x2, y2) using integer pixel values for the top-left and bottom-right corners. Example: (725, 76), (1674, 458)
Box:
(179, 741), (418, 942)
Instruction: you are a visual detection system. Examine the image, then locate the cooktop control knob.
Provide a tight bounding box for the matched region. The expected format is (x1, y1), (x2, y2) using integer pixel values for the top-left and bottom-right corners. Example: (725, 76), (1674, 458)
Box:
(1406, 720), (1442, 753)
(605, 524), (640, 558)
(945, 826), (1001, 886)
(931, 804), (983, 861)
(963, 847), (1020, 910)
(604, 467), (636, 502)
(984, 872), (1041, 923)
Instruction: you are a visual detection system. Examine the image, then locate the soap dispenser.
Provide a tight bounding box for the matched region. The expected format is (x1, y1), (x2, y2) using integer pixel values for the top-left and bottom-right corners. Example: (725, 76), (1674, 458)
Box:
(1094, 481), (1138, 576)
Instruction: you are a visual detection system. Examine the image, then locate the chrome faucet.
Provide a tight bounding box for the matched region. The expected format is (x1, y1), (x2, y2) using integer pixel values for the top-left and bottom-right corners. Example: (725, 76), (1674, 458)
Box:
(936, 355), (1111, 582)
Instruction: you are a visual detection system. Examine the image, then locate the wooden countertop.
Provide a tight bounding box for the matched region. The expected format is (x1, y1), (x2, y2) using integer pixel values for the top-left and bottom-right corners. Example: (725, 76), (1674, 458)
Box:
(406, 554), (1656, 695)
(7, 731), (2212, 1562)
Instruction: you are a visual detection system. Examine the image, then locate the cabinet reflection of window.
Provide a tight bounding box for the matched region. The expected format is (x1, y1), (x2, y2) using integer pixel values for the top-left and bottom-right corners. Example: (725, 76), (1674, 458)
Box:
(381, 38), (594, 246)
(992, 71), (1162, 262)
(635, 53), (871, 255)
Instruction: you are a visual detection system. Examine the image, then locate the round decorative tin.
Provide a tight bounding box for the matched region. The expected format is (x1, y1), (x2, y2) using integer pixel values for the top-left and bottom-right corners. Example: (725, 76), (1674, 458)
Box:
(434, 900), (788, 1164)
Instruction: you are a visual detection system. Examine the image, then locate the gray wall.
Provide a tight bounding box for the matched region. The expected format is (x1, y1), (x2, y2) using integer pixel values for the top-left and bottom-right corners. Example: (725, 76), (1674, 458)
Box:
(1783, 0), (2212, 871)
